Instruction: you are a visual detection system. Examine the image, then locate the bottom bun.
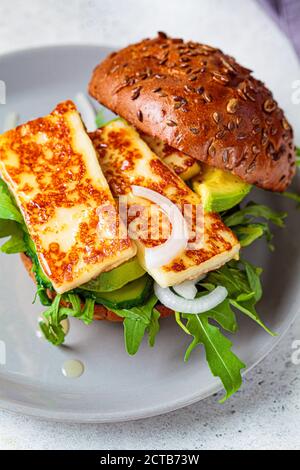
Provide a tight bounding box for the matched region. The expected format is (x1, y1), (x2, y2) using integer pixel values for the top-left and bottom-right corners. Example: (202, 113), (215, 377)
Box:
(20, 254), (174, 322)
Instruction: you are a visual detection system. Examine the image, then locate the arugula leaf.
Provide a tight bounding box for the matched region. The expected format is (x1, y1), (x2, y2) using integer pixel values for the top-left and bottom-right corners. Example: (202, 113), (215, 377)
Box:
(180, 314), (245, 403)
(39, 293), (95, 346)
(279, 191), (300, 207)
(80, 297), (95, 325)
(233, 223), (274, 249)
(123, 319), (148, 356)
(59, 293), (95, 324)
(203, 262), (248, 299)
(32, 286), (51, 307)
(148, 308), (161, 347)
(223, 202), (286, 228)
(0, 192), (23, 223)
(206, 299), (238, 334)
(110, 295), (159, 355)
(243, 259), (262, 301)
(229, 298), (274, 336)
(0, 179), (24, 222)
(0, 179), (16, 199)
(0, 184), (54, 304)
(39, 295), (65, 346)
(175, 311), (191, 335)
(203, 259), (275, 336)
(174, 259), (270, 401)
(0, 223), (27, 254)
(0, 179), (28, 254)
(22, 233), (53, 305)
(0, 219), (19, 238)
(183, 290), (238, 334)
(222, 202), (286, 250)
(21, 232), (53, 305)
(66, 292), (81, 314)
(175, 293), (239, 402)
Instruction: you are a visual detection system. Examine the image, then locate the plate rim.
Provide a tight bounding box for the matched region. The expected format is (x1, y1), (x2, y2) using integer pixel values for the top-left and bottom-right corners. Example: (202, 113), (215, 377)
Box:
(0, 43), (298, 424)
(0, 315), (296, 424)
(0, 42), (116, 58)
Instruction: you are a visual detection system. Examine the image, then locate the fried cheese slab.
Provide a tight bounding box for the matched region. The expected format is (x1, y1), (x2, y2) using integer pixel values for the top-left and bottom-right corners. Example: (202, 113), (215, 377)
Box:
(90, 119), (240, 288)
(0, 102), (136, 293)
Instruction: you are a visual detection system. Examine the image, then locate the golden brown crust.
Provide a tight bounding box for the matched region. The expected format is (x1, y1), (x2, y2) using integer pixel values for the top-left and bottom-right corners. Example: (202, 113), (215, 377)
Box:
(89, 122), (240, 288)
(89, 33), (296, 192)
(0, 101), (135, 294)
(20, 254), (174, 322)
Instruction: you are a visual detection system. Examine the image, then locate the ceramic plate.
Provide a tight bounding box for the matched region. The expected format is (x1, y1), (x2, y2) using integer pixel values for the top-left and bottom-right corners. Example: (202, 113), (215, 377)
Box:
(0, 45), (299, 423)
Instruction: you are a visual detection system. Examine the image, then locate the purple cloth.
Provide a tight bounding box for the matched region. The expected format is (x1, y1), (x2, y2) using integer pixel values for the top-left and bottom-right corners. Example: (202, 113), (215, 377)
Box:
(258, 0), (300, 58)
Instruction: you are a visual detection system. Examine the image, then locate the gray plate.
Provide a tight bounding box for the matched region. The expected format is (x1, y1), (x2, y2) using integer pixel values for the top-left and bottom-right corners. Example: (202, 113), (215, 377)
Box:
(0, 45), (299, 423)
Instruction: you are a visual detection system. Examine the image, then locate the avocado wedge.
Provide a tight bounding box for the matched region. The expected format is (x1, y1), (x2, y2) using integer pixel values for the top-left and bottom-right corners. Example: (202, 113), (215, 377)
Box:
(91, 275), (153, 309)
(81, 257), (145, 293)
(192, 164), (251, 213)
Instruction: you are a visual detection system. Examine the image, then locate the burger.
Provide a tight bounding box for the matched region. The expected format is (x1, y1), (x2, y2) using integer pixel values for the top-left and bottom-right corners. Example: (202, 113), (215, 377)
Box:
(0, 34), (298, 402)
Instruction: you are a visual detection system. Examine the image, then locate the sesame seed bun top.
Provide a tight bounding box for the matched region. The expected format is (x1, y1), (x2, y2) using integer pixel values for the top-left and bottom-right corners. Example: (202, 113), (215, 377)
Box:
(89, 33), (296, 192)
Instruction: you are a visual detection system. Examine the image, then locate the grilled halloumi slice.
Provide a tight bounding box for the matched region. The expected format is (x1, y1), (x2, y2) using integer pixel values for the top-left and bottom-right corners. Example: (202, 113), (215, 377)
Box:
(140, 133), (201, 181)
(90, 120), (240, 288)
(0, 101), (136, 294)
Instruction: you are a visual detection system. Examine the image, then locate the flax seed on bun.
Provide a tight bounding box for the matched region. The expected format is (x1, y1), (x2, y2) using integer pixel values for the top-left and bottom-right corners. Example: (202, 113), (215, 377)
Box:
(89, 33), (296, 192)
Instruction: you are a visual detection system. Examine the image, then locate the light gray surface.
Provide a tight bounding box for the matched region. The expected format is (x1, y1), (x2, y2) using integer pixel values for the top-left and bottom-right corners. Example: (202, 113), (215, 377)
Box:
(0, 0), (299, 450)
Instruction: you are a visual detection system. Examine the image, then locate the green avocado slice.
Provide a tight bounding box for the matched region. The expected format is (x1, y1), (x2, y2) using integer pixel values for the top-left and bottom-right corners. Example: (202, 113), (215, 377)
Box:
(80, 257), (145, 293)
(90, 275), (153, 309)
(192, 164), (251, 212)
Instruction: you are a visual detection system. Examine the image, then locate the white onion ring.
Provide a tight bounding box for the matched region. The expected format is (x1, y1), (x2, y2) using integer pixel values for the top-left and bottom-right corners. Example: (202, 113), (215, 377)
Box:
(154, 282), (228, 314)
(173, 275), (206, 300)
(173, 281), (198, 300)
(75, 93), (97, 131)
(132, 185), (189, 269)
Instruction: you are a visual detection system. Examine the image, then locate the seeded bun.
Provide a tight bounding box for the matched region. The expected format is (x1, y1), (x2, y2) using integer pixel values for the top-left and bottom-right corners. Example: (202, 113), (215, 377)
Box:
(20, 254), (173, 322)
(89, 33), (296, 192)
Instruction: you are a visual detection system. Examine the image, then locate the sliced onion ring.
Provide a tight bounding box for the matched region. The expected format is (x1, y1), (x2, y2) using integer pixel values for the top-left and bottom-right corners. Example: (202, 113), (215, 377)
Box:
(154, 282), (228, 314)
(173, 281), (198, 300)
(75, 93), (97, 132)
(132, 185), (189, 269)
(173, 274), (206, 300)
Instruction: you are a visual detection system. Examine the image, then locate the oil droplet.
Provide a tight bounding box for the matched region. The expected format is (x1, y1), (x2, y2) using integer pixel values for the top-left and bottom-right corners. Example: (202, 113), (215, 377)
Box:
(62, 359), (84, 378)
